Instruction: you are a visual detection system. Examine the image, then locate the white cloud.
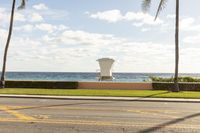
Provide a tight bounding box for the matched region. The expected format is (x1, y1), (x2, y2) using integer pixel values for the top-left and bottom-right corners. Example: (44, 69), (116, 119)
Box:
(160, 16), (200, 33)
(141, 28), (150, 32)
(2, 24), (200, 72)
(33, 3), (48, 10)
(15, 12), (26, 22)
(0, 28), (7, 57)
(0, 28), (7, 39)
(180, 17), (196, 31)
(90, 10), (123, 23)
(124, 12), (163, 26)
(50, 30), (126, 46)
(41, 28), (174, 66)
(14, 23), (69, 34)
(183, 34), (200, 44)
(0, 8), (7, 22)
(0, 8), (26, 23)
(29, 13), (44, 22)
(2, 5), (200, 72)
(179, 17), (200, 44)
(57, 25), (69, 31)
(167, 14), (175, 19)
(15, 24), (34, 32)
(35, 23), (69, 33)
(133, 22), (143, 27)
(87, 10), (163, 26)
(0, 6), (68, 26)
(0, 7), (5, 12)
(36, 23), (56, 33)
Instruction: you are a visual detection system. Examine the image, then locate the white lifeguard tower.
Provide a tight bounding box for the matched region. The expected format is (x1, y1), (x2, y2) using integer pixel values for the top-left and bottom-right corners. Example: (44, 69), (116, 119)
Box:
(97, 58), (115, 81)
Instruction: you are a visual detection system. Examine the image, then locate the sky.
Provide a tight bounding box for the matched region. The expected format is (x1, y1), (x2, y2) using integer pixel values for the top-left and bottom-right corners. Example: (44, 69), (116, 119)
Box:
(1, 0), (200, 73)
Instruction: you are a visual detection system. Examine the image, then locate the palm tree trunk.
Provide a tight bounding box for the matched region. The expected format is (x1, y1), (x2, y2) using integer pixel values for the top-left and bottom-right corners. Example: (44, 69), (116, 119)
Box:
(0, 0), (16, 88)
(173, 0), (180, 92)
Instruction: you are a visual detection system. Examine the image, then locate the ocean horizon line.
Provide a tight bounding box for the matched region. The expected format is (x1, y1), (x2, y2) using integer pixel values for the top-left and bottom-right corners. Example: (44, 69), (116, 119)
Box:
(3, 71), (200, 74)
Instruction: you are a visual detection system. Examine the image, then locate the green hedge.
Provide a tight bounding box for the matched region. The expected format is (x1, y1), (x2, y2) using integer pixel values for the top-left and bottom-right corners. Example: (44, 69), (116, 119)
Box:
(153, 82), (200, 91)
(150, 76), (200, 82)
(5, 80), (78, 89)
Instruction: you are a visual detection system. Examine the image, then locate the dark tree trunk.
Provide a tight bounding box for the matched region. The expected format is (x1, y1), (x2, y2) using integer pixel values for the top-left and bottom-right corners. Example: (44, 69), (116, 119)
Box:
(173, 0), (180, 92)
(0, 0), (16, 88)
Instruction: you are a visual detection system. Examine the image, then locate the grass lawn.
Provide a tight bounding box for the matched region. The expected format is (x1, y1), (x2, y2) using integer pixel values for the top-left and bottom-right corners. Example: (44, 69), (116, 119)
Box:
(0, 88), (200, 99)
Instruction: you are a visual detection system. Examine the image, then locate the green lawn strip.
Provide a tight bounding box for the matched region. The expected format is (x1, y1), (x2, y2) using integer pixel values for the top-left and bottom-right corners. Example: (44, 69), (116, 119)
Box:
(0, 89), (200, 99)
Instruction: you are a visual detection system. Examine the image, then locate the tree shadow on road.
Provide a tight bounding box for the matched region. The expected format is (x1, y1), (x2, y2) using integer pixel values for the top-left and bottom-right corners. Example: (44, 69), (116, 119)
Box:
(139, 112), (200, 133)
(10, 91), (170, 111)
(133, 91), (170, 101)
(144, 91), (170, 98)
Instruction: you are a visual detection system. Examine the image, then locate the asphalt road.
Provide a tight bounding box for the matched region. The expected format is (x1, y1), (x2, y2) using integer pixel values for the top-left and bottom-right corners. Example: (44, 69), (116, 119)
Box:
(0, 97), (200, 133)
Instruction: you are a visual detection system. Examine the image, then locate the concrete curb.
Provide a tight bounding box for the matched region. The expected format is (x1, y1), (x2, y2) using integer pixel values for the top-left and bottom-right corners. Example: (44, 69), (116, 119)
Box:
(0, 94), (200, 103)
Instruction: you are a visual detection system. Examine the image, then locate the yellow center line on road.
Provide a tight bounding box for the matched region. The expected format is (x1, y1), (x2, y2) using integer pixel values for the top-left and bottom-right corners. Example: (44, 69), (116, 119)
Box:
(13, 105), (179, 114)
(2, 105), (200, 124)
(0, 117), (200, 130)
(126, 110), (179, 119)
(0, 106), (36, 121)
(7, 105), (188, 119)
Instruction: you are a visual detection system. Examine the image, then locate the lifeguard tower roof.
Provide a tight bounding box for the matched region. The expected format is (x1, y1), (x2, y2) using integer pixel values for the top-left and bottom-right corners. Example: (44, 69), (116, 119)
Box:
(97, 58), (114, 62)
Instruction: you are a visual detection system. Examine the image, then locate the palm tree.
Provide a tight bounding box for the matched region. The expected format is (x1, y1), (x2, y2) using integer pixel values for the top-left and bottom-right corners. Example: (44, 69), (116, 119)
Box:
(142, 0), (180, 92)
(0, 0), (26, 88)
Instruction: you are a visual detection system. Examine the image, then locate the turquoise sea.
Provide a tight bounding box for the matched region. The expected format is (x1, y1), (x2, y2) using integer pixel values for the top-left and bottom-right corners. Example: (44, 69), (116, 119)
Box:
(3, 72), (200, 82)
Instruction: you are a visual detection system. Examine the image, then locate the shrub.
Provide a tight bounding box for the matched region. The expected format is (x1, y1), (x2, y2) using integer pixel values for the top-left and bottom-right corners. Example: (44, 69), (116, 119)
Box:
(151, 76), (200, 91)
(152, 82), (200, 91)
(150, 76), (200, 82)
(5, 80), (78, 89)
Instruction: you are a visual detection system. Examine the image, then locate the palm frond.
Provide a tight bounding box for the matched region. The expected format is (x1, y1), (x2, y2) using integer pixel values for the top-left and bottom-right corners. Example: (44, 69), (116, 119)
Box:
(142, 0), (152, 12)
(155, 0), (168, 20)
(18, 0), (26, 10)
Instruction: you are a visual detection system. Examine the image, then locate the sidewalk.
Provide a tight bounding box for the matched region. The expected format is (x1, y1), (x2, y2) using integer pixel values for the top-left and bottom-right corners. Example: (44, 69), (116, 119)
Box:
(0, 94), (200, 103)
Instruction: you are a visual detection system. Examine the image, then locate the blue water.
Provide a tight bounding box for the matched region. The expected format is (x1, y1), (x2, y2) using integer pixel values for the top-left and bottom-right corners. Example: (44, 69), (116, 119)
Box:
(3, 72), (200, 82)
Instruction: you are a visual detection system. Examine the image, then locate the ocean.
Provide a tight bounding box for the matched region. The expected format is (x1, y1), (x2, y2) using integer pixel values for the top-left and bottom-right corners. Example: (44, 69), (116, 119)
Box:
(2, 72), (200, 82)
